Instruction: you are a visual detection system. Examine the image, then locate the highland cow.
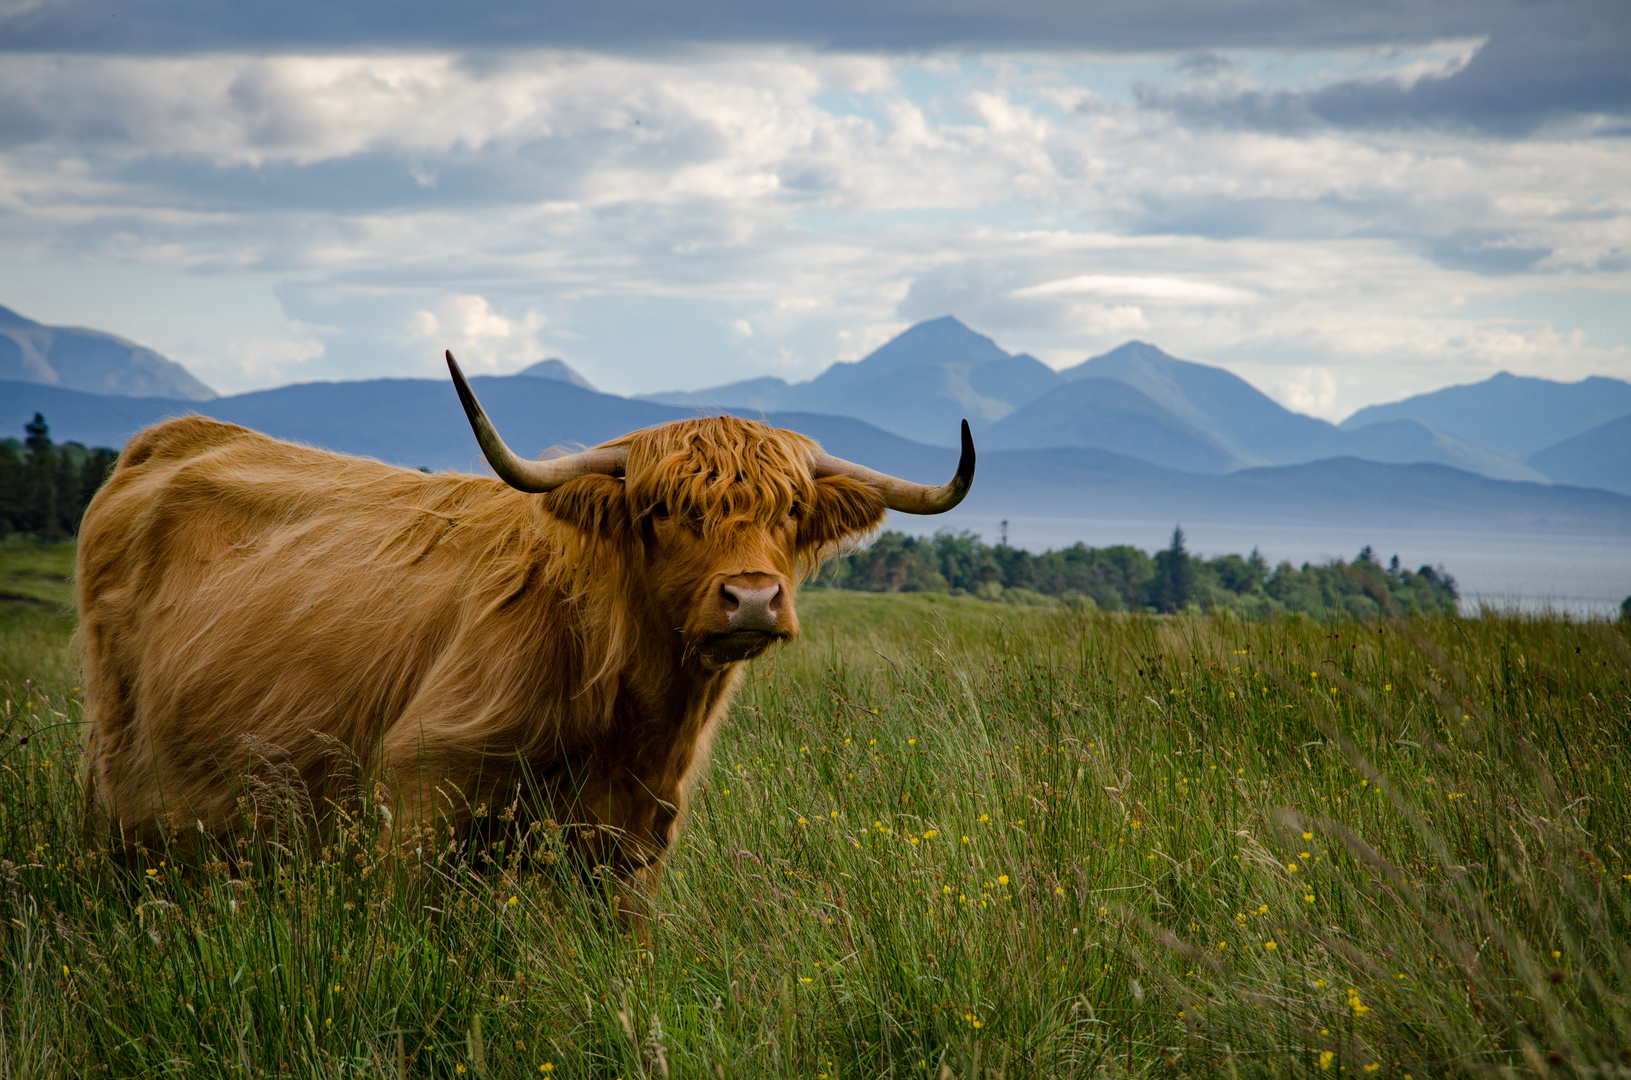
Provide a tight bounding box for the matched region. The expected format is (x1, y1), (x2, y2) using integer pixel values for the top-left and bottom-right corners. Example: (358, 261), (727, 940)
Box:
(77, 351), (973, 918)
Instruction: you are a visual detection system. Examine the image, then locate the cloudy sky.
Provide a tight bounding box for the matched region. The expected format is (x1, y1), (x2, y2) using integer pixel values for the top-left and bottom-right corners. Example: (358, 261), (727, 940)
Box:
(1, 0), (1627, 419)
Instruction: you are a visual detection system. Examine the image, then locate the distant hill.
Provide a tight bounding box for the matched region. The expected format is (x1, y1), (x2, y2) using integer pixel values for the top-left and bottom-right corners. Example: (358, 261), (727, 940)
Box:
(0, 377), (684, 473)
(985, 377), (1245, 472)
(0, 304), (215, 401)
(643, 323), (1570, 483)
(1528, 413), (1631, 496)
(1057, 341), (1339, 465)
(644, 375), (795, 413)
(5, 375), (1631, 537)
(1340, 371), (1631, 458)
(1336, 419), (1545, 483)
(944, 450), (1631, 535)
(517, 358), (597, 392)
(643, 316), (1062, 446)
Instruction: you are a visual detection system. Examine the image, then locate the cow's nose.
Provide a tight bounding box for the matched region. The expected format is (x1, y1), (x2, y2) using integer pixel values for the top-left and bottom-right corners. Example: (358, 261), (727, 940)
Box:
(720, 581), (783, 633)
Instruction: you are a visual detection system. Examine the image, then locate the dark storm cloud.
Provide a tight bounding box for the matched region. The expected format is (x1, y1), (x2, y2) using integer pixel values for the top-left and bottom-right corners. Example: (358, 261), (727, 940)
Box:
(1136, 1), (1631, 134)
(1128, 195), (1367, 241)
(1172, 52), (1235, 79)
(1424, 230), (1553, 275)
(0, 0), (1553, 54)
(4, 1), (1621, 136)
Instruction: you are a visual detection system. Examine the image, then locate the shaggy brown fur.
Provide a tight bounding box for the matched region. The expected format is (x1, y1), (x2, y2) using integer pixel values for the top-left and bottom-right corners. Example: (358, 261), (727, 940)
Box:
(78, 414), (887, 913)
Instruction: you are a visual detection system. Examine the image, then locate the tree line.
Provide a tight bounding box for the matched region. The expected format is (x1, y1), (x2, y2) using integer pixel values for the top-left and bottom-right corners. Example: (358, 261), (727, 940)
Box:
(0, 414), (120, 540)
(812, 526), (1460, 619)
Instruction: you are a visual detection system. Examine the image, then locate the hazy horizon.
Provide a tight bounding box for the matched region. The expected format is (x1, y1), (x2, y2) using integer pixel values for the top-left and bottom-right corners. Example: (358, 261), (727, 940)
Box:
(5, 302), (1627, 431)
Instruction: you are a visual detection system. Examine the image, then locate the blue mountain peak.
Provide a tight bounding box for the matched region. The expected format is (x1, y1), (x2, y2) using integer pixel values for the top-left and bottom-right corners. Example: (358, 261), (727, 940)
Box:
(0, 305), (41, 329)
(848, 315), (1011, 376)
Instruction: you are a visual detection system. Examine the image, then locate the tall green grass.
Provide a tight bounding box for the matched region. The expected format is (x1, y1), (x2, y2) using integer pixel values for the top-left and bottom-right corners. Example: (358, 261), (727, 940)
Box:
(0, 540), (78, 695)
(1, 549), (1627, 1077)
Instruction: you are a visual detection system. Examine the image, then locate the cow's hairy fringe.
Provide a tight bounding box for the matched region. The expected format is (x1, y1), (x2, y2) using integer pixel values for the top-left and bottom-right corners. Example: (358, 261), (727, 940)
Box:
(613, 415), (818, 536)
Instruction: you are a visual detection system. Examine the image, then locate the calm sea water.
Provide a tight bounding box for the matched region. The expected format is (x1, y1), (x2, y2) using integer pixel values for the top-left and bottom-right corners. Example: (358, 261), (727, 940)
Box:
(889, 512), (1631, 618)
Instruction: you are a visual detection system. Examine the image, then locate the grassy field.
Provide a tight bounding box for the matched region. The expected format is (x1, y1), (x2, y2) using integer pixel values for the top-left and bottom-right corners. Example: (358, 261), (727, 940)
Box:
(1, 542), (1628, 1077)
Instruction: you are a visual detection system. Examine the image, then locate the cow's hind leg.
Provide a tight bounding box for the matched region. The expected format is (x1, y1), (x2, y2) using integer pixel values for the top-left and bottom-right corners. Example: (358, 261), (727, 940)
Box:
(78, 620), (139, 849)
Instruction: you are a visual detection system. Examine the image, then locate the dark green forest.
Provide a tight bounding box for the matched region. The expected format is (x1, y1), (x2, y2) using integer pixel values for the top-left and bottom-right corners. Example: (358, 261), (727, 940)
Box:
(813, 526), (1460, 619)
(0, 414), (119, 540)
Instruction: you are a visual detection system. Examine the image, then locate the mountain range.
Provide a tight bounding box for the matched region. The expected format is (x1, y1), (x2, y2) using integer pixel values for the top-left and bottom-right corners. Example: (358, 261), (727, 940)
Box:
(6, 375), (1628, 538)
(645, 317), (1615, 486)
(2, 304), (1628, 530)
(0, 304), (215, 401)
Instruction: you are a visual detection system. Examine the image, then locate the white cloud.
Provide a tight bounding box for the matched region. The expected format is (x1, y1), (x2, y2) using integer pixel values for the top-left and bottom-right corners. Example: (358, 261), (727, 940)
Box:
(1277, 366), (1337, 417)
(407, 294), (548, 373)
(1010, 274), (1254, 304)
(0, 47), (1625, 407)
(223, 334), (326, 382)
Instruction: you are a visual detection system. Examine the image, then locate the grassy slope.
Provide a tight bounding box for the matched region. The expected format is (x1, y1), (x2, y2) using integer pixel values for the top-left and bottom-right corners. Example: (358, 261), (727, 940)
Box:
(0, 548), (1628, 1077)
(0, 540), (78, 694)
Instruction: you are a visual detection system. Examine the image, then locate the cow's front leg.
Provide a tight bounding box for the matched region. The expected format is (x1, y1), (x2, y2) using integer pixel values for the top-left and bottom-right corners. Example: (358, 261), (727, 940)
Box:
(573, 772), (679, 939)
(376, 733), (500, 862)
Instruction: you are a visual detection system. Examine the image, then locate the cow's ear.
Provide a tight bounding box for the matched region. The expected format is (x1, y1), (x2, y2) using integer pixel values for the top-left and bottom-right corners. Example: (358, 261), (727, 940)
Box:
(542, 474), (633, 541)
(799, 474), (887, 551)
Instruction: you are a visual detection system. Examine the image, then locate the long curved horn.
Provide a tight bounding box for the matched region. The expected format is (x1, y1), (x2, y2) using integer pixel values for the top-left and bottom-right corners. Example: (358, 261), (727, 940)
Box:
(446, 350), (627, 493)
(813, 419), (975, 514)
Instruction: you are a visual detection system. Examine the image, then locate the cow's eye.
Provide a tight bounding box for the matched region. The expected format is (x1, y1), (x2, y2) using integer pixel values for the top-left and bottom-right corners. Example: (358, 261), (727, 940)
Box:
(788, 502), (803, 520)
(650, 502), (670, 521)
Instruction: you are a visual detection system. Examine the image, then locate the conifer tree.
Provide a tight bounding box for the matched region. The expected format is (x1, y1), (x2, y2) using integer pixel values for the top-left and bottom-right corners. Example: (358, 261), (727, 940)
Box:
(1150, 526), (1194, 612)
(0, 414), (120, 539)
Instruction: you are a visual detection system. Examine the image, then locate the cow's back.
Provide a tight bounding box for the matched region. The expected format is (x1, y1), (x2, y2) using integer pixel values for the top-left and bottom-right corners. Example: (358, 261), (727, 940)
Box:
(77, 416), (551, 840)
